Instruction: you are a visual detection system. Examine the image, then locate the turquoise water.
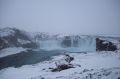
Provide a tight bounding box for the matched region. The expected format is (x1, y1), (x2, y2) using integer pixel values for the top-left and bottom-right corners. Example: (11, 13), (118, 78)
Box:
(0, 49), (64, 70)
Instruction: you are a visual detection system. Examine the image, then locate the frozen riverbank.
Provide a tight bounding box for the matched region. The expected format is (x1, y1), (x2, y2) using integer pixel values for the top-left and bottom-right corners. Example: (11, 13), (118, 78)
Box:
(0, 51), (120, 79)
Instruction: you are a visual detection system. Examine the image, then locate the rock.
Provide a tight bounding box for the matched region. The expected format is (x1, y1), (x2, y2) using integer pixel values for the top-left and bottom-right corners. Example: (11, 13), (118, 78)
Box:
(96, 38), (117, 51)
(51, 64), (74, 72)
(0, 27), (38, 50)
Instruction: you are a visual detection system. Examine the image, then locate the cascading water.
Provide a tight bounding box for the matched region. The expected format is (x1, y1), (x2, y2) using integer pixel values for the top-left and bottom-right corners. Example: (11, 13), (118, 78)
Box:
(36, 35), (96, 52)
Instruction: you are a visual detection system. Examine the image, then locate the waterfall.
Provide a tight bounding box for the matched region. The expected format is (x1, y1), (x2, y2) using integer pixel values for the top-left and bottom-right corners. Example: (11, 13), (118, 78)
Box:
(37, 35), (96, 52)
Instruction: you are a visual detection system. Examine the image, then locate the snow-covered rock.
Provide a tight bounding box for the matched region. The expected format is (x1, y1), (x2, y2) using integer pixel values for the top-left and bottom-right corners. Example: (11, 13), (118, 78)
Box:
(0, 27), (38, 50)
(96, 38), (117, 51)
(0, 27), (15, 37)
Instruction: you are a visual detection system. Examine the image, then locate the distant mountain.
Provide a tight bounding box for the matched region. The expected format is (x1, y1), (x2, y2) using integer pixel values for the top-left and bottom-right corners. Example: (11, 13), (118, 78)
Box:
(0, 27), (38, 50)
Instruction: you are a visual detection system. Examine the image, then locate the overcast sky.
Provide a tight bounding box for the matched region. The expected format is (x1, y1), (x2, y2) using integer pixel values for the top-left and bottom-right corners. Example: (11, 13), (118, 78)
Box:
(0, 0), (120, 35)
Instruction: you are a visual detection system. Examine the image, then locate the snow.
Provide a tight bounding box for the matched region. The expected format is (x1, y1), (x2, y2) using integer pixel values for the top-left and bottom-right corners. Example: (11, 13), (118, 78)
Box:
(17, 39), (31, 44)
(0, 47), (26, 58)
(99, 37), (119, 44)
(0, 51), (120, 79)
(0, 27), (15, 37)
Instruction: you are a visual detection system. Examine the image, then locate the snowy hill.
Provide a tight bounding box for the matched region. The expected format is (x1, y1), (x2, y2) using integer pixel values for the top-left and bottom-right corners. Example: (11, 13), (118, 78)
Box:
(0, 27), (38, 50)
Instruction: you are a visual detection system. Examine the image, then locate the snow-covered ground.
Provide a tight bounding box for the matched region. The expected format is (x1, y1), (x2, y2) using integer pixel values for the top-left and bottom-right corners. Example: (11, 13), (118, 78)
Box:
(0, 51), (120, 79)
(0, 47), (26, 58)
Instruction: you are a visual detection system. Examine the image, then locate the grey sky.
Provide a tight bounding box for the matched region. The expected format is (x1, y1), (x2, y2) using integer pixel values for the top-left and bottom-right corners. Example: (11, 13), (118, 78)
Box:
(0, 0), (120, 35)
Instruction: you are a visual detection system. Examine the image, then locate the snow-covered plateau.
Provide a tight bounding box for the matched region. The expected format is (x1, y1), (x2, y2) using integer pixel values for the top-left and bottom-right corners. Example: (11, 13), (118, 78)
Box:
(0, 51), (120, 79)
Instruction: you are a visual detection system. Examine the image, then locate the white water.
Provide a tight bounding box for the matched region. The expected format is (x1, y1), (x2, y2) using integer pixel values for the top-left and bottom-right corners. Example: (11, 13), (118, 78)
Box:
(37, 36), (96, 52)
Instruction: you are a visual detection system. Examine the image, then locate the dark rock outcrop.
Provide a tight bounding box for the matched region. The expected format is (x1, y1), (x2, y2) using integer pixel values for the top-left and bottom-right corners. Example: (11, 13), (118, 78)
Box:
(51, 64), (74, 72)
(96, 38), (117, 51)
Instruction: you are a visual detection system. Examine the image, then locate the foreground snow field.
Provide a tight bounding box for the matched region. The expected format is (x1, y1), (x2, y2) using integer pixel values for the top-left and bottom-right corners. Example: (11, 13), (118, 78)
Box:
(0, 51), (120, 79)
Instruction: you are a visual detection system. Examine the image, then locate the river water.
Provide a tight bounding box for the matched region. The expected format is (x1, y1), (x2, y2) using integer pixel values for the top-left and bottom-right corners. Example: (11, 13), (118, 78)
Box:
(0, 49), (65, 70)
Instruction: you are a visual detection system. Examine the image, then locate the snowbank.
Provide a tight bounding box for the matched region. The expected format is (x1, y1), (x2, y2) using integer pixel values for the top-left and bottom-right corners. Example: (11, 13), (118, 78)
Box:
(0, 51), (120, 79)
(0, 47), (26, 58)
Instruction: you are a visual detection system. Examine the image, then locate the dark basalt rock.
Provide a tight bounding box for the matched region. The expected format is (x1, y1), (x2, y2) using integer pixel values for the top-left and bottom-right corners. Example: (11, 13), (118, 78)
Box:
(51, 64), (74, 72)
(96, 38), (117, 51)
